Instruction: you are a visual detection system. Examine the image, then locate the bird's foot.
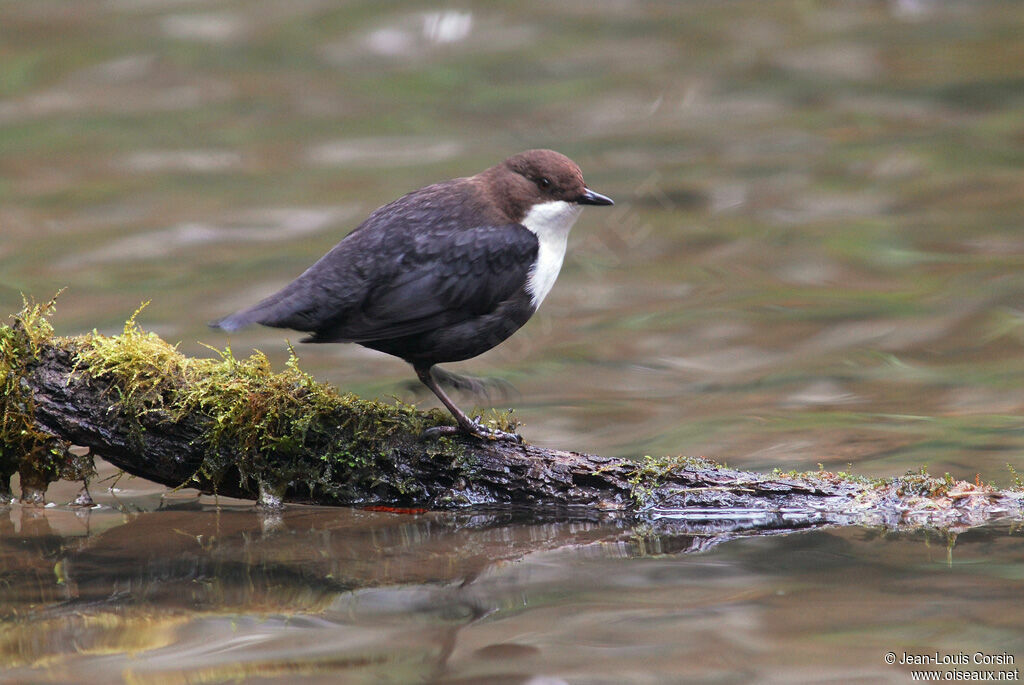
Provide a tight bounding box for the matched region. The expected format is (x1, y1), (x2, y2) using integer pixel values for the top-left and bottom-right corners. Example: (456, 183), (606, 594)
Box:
(421, 416), (522, 443)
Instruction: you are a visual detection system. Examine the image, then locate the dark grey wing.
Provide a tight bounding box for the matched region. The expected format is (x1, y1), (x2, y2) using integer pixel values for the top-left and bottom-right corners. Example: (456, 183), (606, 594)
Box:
(211, 177), (540, 339)
(307, 222), (538, 343)
(212, 218), (539, 342)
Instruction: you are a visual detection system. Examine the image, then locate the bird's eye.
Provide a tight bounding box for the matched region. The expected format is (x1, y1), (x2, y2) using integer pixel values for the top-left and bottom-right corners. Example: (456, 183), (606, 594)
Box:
(538, 177), (551, 189)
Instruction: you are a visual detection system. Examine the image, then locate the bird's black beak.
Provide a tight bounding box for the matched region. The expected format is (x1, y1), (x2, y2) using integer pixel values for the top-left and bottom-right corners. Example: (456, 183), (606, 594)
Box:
(577, 188), (614, 206)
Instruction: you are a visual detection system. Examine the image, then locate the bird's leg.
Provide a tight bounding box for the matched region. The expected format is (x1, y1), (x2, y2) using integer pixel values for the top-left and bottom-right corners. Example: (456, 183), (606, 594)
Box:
(415, 365), (521, 443)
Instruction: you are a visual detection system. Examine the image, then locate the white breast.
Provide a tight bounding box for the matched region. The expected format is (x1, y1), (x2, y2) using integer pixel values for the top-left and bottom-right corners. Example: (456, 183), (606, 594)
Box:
(520, 200), (583, 309)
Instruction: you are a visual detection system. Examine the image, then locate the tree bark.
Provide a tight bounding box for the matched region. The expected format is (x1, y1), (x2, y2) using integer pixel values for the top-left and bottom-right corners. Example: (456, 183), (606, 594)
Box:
(6, 325), (1023, 530)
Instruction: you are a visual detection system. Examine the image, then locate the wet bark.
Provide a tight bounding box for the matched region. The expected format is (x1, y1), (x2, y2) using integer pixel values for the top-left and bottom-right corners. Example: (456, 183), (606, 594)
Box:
(13, 337), (1024, 529)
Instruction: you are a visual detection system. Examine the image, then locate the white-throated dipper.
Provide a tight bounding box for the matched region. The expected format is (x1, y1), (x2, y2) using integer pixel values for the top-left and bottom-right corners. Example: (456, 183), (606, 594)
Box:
(211, 149), (613, 441)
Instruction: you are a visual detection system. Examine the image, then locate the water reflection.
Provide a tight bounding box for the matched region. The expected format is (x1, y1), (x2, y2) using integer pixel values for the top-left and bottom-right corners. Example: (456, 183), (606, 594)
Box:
(0, 501), (670, 679)
(3, 497), (1023, 683)
(0, 501), (705, 625)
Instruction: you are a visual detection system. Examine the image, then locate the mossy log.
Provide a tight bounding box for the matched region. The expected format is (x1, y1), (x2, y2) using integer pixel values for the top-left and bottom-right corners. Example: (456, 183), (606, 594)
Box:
(3, 298), (1023, 530)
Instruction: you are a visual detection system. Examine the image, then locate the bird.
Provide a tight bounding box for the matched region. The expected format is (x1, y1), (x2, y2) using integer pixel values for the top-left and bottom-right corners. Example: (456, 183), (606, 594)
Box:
(210, 149), (613, 441)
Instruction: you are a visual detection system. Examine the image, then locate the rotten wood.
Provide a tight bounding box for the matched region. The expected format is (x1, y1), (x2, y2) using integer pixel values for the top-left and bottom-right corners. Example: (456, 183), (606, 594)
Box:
(7, 331), (1024, 530)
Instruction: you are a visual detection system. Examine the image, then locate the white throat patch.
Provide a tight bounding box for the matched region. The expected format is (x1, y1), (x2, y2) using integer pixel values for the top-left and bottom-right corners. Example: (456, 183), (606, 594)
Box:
(521, 200), (582, 309)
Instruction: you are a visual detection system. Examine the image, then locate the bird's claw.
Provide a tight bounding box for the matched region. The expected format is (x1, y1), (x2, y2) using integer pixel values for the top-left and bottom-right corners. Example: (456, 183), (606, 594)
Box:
(479, 426), (523, 443)
(421, 421), (522, 444)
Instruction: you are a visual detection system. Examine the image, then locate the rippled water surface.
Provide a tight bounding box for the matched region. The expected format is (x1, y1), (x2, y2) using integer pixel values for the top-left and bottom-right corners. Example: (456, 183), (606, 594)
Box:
(4, 478), (1024, 683)
(3, 0), (1024, 682)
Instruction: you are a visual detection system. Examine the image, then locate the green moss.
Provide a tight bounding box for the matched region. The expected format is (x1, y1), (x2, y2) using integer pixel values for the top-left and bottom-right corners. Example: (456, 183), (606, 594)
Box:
(892, 467), (958, 498)
(1006, 463), (1024, 492)
(0, 292), (91, 500)
(770, 464), (885, 489)
(628, 454), (720, 506)
(474, 408), (519, 435)
(68, 303), (462, 501)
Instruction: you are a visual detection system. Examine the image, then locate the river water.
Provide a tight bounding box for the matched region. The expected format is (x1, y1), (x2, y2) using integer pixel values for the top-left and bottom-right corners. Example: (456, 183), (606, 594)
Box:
(3, 1), (1024, 682)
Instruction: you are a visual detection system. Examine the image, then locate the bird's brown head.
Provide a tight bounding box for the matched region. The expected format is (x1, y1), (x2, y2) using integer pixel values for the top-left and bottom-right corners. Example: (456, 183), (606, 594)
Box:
(483, 149), (613, 221)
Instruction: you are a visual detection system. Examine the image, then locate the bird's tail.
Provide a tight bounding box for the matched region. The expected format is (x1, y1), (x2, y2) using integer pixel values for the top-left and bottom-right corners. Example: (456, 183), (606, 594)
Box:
(209, 288), (306, 332)
(209, 308), (260, 332)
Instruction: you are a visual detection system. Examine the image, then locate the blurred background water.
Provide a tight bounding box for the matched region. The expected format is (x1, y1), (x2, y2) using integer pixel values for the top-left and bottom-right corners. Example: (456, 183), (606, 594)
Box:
(2, 1), (1024, 682)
